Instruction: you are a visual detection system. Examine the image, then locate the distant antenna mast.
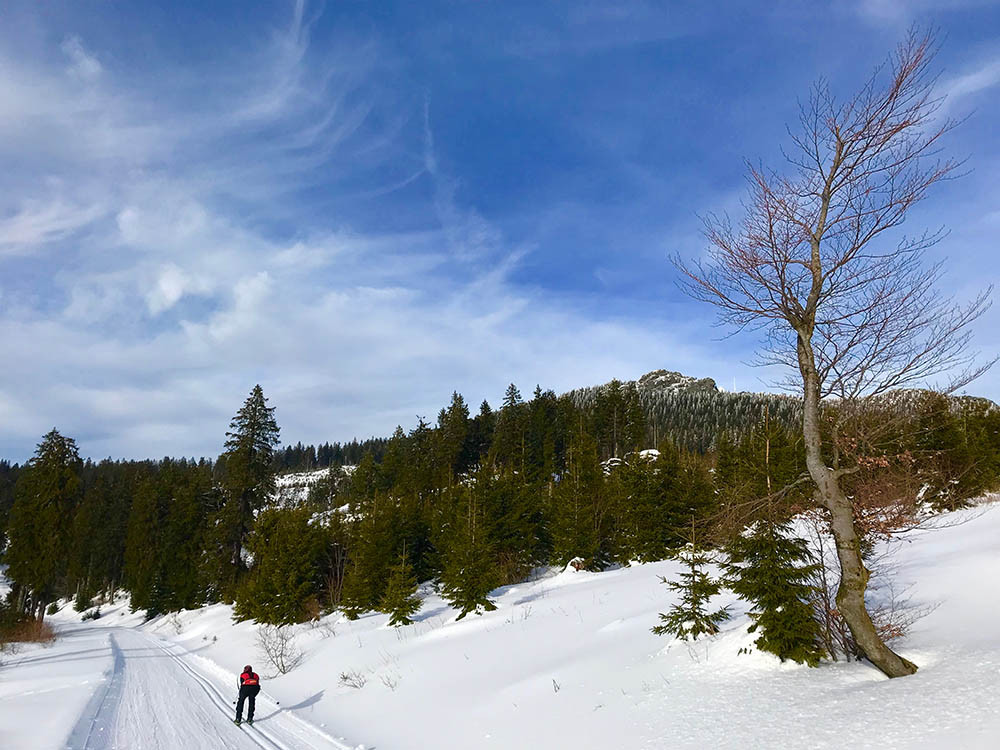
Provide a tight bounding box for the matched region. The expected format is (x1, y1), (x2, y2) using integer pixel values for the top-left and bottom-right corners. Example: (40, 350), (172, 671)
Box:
(732, 376), (736, 392)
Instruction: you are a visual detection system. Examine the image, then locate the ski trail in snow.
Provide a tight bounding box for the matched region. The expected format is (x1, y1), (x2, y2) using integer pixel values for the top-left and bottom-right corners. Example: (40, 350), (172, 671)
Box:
(63, 629), (356, 750)
(64, 632), (125, 749)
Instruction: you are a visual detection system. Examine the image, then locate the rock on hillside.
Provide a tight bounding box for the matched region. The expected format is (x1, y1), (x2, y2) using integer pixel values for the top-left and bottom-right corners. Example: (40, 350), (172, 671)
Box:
(636, 369), (717, 393)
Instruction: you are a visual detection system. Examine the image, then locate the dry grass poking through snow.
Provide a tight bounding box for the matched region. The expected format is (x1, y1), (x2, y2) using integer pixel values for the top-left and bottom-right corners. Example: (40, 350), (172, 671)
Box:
(0, 618), (57, 654)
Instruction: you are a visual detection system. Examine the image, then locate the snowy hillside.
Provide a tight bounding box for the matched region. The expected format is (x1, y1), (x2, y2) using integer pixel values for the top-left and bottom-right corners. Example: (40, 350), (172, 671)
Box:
(272, 466), (355, 509)
(3, 502), (998, 749)
(273, 469), (333, 507)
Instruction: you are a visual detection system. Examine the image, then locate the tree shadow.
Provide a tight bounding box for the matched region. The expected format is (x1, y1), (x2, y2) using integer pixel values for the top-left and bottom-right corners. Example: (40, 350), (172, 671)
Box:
(412, 605), (450, 623)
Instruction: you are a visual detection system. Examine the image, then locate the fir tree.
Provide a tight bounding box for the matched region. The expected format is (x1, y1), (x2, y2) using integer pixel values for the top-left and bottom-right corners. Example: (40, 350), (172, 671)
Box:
(724, 519), (825, 666)
(379, 552), (421, 626)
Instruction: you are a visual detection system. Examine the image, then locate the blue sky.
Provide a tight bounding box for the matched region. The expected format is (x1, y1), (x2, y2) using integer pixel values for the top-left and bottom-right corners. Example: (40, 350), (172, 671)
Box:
(1, 0), (999, 461)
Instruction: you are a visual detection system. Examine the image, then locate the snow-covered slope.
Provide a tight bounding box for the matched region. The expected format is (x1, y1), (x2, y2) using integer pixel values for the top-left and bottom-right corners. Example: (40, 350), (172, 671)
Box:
(273, 469), (332, 508)
(3, 502), (999, 749)
(272, 466), (355, 509)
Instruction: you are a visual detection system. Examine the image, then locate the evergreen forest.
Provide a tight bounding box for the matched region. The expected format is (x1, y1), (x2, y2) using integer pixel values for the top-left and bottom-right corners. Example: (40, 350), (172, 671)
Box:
(2, 372), (999, 664)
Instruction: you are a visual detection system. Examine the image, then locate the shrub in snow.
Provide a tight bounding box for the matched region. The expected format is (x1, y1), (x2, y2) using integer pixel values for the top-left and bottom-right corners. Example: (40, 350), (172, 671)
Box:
(339, 669), (368, 689)
(256, 624), (303, 675)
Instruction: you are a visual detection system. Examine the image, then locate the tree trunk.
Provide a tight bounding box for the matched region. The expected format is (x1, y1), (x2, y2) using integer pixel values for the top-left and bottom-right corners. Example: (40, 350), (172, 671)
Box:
(797, 335), (917, 678)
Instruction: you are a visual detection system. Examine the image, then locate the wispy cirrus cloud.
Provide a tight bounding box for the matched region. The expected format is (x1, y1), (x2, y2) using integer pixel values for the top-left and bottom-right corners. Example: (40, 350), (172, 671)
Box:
(61, 35), (103, 82)
(942, 56), (1000, 109)
(0, 1), (724, 460)
(853, 0), (996, 25)
(3, 0), (996, 462)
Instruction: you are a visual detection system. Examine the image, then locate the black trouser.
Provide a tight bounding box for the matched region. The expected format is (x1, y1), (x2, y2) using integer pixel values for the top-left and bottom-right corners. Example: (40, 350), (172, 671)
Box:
(236, 684), (260, 721)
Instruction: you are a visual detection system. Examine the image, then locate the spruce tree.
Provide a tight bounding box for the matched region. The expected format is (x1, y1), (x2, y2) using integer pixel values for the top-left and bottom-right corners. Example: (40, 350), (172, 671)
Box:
(622, 382), (647, 455)
(157, 463), (212, 611)
(339, 560), (371, 620)
(436, 392), (471, 480)
(342, 457), (398, 612)
(5, 429), (83, 619)
(0, 459), (19, 550)
(439, 472), (499, 619)
(713, 431), (739, 496)
(218, 385), (280, 591)
(724, 519), (825, 666)
(234, 507), (327, 625)
(550, 430), (605, 567)
(652, 533), (729, 640)
(468, 400), (496, 463)
(493, 384), (526, 471)
(379, 552), (421, 626)
(441, 535), (497, 620)
(124, 477), (161, 612)
(593, 379), (626, 460)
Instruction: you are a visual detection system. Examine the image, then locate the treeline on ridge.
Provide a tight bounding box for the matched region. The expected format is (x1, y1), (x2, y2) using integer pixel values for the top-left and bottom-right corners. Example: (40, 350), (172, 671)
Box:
(1, 379), (998, 638)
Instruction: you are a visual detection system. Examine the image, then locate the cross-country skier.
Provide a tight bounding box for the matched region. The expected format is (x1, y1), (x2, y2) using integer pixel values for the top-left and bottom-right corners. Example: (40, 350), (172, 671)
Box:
(235, 665), (261, 725)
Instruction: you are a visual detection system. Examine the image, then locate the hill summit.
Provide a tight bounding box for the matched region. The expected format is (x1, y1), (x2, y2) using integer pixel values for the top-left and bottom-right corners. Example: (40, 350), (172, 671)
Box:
(636, 369), (718, 393)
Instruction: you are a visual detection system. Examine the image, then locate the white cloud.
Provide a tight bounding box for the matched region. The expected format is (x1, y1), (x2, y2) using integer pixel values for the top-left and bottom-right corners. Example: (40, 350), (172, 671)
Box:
(61, 36), (102, 82)
(853, 0), (993, 25)
(147, 264), (190, 315)
(0, 195), (106, 254)
(20, 1), (985, 461)
(942, 58), (1000, 110)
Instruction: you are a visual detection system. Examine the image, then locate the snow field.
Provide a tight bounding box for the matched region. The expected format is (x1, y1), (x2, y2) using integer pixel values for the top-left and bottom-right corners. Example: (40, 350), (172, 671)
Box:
(151, 503), (1000, 749)
(1, 502), (998, 749)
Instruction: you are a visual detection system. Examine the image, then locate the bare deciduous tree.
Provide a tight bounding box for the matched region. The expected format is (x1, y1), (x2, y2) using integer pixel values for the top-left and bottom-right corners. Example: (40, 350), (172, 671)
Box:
(256, 624), (303, 676)
(676, 30), (993, 678)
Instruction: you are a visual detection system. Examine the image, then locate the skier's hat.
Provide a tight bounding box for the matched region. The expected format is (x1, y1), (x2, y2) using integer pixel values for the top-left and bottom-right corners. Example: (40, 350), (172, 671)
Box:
(244, 665), (253, 672)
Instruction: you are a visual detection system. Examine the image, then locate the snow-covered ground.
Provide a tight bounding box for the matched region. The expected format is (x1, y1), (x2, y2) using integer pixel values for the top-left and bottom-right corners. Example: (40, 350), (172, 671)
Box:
(2, 503), (998, 749)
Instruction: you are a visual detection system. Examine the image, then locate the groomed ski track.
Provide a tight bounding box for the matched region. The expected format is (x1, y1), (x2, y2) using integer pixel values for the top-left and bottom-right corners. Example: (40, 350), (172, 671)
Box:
(62, 628), (355, 750)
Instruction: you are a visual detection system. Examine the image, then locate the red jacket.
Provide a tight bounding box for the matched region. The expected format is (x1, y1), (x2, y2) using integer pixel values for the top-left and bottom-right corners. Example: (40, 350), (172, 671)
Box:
(240, 671), (260, 687)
